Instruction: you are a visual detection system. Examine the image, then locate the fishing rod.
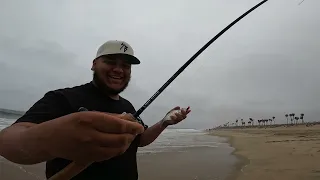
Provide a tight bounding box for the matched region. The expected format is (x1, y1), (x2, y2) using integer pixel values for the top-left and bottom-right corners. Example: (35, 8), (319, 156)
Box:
(49, 0), (269, 179)
(133, 0), (268, 118)
(298, 0), (305, 5)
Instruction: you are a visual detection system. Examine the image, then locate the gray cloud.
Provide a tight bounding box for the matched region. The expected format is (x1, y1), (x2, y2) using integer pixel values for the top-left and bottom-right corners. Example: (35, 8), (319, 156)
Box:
(1, 0), (319, 129)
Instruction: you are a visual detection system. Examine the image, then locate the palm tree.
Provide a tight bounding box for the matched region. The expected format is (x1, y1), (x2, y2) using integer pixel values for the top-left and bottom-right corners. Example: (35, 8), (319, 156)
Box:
(262, 119), (267, 126)
(295, 117), (299, 125)
(292, 113), (295, 121)
(258, 119), (261, 126)
(300, 113), (305, 124)
(249, 118), (254, 126)
(290, 114), (294, 124)
(272, 116), (275, 125)
(224, 122), (230, 127)
(236, 119), (238, 126)
(285, 114), (289, 125)
(289, 113), (291, 121)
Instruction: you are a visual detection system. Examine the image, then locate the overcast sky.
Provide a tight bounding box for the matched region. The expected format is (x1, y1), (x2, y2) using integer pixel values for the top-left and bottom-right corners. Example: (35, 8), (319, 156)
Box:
(1, 0), (319, 129)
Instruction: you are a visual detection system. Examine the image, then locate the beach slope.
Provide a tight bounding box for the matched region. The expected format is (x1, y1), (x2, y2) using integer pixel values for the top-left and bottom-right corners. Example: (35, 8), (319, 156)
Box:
(211, 125), (320, 180)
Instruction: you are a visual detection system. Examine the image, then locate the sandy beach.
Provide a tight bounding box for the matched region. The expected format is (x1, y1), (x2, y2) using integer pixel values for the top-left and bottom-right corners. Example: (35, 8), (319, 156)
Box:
(210, 124), (320, 180)
(137, 146), (237, 180)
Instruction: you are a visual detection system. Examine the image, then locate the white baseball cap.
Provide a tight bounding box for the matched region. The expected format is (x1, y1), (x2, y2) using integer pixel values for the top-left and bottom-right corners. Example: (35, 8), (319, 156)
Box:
(95, 40), (140, 64)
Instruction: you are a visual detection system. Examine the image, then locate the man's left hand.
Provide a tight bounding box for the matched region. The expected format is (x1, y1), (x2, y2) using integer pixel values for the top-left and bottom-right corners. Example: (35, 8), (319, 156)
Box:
(161, 106), (191, 127)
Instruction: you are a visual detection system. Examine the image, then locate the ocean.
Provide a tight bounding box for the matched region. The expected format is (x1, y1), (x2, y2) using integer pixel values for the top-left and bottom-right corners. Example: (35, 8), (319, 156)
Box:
(0, 115), (229, 154)
(138, 128), (227, 154)
(0, 117), (16, 130)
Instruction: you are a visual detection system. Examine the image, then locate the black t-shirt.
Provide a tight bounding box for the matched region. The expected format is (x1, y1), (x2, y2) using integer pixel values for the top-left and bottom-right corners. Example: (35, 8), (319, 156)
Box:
(14, 82), (148, 180)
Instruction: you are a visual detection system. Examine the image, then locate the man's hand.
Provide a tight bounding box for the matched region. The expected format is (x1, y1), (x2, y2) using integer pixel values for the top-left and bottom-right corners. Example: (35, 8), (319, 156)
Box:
(161, 106), (191, 127)
(22, 111), (145, 164)
(138, 106), (191, 147)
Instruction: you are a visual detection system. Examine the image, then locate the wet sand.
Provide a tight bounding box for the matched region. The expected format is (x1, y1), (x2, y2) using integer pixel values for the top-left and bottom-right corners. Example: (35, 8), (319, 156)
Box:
(210, 124), (320, 180)
(1, 140), (238, 180)
(138, 147), (238, 180)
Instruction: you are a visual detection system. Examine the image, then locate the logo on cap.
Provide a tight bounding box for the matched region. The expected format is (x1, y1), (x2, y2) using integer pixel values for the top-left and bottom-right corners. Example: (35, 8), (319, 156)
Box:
(120, 42), (128, 52)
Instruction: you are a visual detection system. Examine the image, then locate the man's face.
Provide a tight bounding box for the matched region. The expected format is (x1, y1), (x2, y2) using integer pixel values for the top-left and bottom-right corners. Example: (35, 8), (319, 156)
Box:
(91, 55), (132, 95)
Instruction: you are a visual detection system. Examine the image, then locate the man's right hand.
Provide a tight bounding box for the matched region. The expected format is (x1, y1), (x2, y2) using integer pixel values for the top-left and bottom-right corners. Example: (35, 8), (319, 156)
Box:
(23, 111), (144, 164)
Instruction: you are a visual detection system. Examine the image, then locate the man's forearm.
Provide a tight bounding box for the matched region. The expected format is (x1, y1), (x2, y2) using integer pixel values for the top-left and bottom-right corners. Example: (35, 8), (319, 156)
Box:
(139, 120), (168, 147)
(0, 123), (54, 165)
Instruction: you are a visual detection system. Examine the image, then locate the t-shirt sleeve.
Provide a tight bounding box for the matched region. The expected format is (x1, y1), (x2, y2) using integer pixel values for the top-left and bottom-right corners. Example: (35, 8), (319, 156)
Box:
(14, 90), (71, 125)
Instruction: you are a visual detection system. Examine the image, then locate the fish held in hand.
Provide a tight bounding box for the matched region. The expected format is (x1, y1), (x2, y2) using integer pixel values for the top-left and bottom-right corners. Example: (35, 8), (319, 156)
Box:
(163, 106), (191, 121)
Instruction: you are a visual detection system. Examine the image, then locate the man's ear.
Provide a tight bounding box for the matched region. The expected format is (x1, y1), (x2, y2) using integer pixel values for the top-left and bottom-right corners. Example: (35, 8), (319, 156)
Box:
(91, 59), (97, 71)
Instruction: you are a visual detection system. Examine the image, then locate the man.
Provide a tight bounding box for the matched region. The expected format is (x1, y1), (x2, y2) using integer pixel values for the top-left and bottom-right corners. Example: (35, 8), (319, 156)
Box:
(0, 40), (191, 180)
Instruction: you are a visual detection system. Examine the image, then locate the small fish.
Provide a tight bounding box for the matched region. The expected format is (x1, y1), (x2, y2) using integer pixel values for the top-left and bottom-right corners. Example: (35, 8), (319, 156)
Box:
(163, 106), (190, 121)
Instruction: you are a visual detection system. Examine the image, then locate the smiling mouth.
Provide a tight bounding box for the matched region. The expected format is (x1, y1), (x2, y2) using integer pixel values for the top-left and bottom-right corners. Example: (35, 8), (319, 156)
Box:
(109, 76), (122, 80)
(108, 75), (124, 83)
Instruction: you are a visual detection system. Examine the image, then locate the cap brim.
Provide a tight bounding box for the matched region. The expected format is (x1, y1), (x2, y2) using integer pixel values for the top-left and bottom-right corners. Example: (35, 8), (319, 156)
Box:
(109, 53), (140, 65)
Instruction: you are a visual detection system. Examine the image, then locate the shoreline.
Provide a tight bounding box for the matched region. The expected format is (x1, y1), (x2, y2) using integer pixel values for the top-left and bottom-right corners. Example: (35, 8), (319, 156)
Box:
(209, 132), (249, 180)
(208, 124), (320, 180)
